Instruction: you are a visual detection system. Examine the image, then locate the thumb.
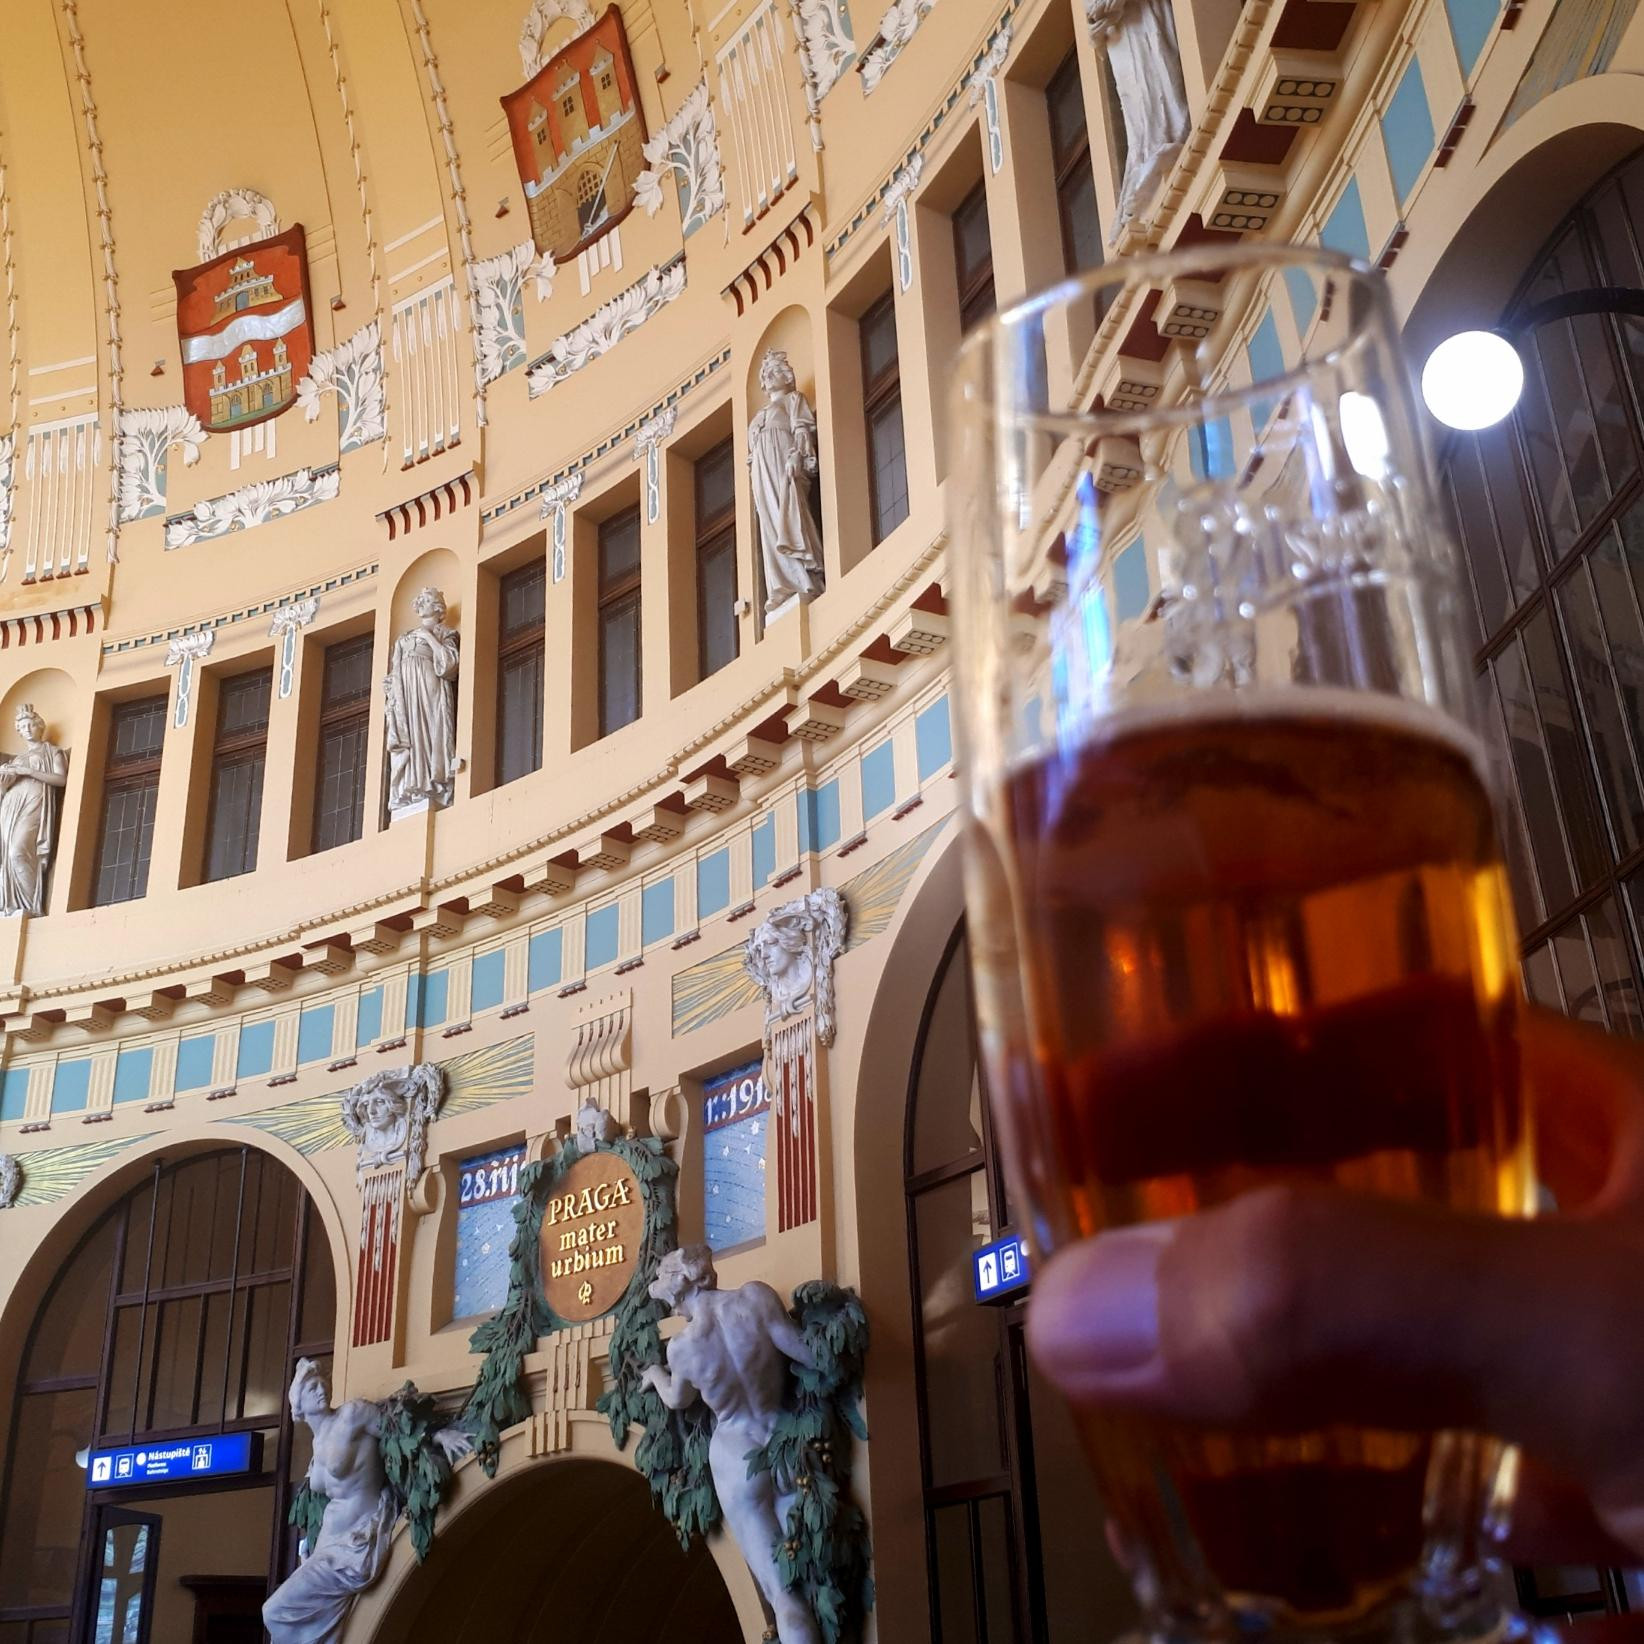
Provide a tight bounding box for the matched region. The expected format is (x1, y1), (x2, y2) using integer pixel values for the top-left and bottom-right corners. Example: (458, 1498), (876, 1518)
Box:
(1027, 1186), (1644, 1553)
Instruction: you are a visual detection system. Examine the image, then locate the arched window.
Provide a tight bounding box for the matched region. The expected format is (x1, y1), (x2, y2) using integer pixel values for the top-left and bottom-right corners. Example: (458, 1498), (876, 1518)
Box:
(1438, 147), (1644, 1037)
(0, 1147), (335, 1641)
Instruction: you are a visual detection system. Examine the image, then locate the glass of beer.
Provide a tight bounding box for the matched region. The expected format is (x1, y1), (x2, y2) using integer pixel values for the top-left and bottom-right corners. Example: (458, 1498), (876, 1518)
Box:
(947, 244), (1530, 1644)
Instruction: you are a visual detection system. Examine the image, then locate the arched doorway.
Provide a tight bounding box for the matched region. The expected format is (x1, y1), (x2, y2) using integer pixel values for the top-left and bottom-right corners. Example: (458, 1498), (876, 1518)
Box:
(0, 1145), (336, 1643)
(370, 1458), (743, 1642)
(903, 922), (1135, 1644)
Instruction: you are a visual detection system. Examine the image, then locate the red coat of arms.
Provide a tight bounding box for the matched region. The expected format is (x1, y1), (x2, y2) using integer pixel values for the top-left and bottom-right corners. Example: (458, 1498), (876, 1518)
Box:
(501, 7), (648, 264)
(173, 226), (315, 433)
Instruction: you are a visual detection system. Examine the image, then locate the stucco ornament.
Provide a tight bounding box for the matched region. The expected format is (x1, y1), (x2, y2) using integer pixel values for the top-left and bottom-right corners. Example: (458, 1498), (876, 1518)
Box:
(633, 80), (727, 237)
(859, 0), (936, 93)
(748, 349), (825, 616)
(197, 187), (280, 262)
(0, 704), (68, 918)
(787, 0), (858, 136)
(264, 1359), (471, 1644)
(518, 0), (596, 77)
(115, 406), (206, 523)
(744, 887), (847, 1044)
(0, 434), (14, 574)
(384, 587), (460, 813)
(642, 1245), (822, 1644)
(0, 1153), (21, 1209)
(526, 257), (687, 397)
(1085, 0), (1190, 239)
(296, 321), (386, 452)
(165, 466), (340, 548)
(470, 242), (536, 387)
(575, 1096), (620, 1150)
(339, 1062), (447, 1182)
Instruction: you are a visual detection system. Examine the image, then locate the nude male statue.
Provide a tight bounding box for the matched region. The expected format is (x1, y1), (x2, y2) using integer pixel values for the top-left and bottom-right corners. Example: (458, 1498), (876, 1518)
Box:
(641, 1244), (820, 1644)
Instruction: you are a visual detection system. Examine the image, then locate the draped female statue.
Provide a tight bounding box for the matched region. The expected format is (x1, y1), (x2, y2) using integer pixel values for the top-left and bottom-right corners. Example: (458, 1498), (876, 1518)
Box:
(748, 349), (826, 616)
(0, 704), (68, 916)
(384, 587), (460, 814)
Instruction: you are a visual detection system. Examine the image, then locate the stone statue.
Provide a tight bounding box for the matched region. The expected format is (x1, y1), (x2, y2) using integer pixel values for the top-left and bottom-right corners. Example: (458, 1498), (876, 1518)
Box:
(744, 887), (848, 1048)
(575, 1096), (618, 1150)
(0, 1153), (21, 1209)
(339, 1063), (446, 1182)
(1086, 0), (1190, 241)
(384, 587), (460, 814)
(0, 704), (68, 917)
(263, 1358), (470, 1644)
(748, 349), (826, 617)
(642, 1245), (821, 1644)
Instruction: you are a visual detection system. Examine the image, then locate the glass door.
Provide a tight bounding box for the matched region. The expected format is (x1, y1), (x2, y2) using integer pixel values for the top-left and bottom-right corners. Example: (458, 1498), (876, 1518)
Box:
(85, 1509), (159, 1644)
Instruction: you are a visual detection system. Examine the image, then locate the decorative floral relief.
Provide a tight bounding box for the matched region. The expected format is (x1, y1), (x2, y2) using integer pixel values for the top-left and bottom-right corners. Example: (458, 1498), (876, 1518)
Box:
(634, 81), (727, 239)
(296, 320), (386, 454)
(526, 257), (687, 398)
(197, 187), (280, 263)
(471, 243), (535, 388)
(115, 405), (207, 523)
(165, 465), (341, 549)
(859, 0), (936, 93)
(0, 434), (14, 569)
(788, 0), (858, 118)
(518, 0), (595, 77)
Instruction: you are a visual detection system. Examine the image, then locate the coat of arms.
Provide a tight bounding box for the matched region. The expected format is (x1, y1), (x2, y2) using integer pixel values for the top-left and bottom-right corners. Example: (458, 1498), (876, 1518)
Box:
(501, 6), (648, 263)
(173, 225), (315, 433)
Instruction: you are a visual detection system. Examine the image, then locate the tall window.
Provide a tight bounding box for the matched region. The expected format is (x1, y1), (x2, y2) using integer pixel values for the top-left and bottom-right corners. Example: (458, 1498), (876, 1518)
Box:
(1438, 148), (1644, 1046)
(954, 181), (996, 332)
(312, 634), (373, 853)
(696, 437), (740, 679)
(598, 506), (642, 736)
(1048, 52), (1102, 279)
(862, 294), (909, 544)
(496, 560), (546, 785)
(92, 694), (167, 906)
(203, 669), (272, 883)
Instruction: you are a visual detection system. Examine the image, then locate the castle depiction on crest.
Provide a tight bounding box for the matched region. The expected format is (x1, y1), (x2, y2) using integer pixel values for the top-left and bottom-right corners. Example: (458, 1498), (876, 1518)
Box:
(173, 225), (315, 433)
(501, 6), (648, 264)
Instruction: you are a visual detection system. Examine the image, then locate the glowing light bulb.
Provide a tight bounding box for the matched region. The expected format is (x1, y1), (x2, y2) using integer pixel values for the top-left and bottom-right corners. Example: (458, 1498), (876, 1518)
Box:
(1420, 330), (1524, 431)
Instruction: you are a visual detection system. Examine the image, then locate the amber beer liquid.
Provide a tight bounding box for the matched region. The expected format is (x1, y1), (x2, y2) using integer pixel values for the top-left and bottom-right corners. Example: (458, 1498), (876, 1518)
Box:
(998, 692), (1532, 1628)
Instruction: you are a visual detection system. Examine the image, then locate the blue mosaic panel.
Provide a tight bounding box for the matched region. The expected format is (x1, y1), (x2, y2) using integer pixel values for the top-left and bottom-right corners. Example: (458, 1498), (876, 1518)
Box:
(915, 695), (952, 781)
(697, 849), (730, 918)
(798, 783), (841, 853)
(113, 1048), (154, 1105)
(703, 1058), (768, 1251)
(528, 927), (563, 992)
(642, 878), (675, 945)
(53, 1059), (92, 1113)
(409, 970), (449, 1030)
(751, 815), (776, 888)
(1284, 265), (1318, 336)
(472, 950), (506, 1013)
(861, 742), (896, 821)
(175, 1035), (215, 1093)
(1246, 308), (1285, 434)
(298, 1006), (335, 1066)
(1320, 178), (1371, 261)
(356, 988), (384, 1048)
(1445, 0), (1499, 74)
(586, 904), (619, 969)
(237, 1021), (275, 1080)
(1, 1067), (27, 1122)
(453, 1144), (526, 1319)
(1381, 57), (1436, 205)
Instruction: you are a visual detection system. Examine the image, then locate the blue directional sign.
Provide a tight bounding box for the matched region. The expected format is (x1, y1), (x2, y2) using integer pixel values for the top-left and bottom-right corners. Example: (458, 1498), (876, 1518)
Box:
(972, 1231), (1032, 1304)
(86, 1430), (261, 1490)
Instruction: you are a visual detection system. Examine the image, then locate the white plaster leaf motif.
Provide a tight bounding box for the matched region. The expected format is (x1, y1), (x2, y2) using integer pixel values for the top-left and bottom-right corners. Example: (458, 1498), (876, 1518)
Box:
(967, 22), (1012, 99)
(526, 258), (687, 398)
(197, 187), (280, 263)
(296, 320), (386, 453)
(788, 0), (859, 114)
(470, 242), (536, 388)
(634, 81), (727, 238)
(860, 0), (936, 93)
(164, 630), (216, 668)
(0, 434), (14, 578)
(881, 151), (924, 226)
(115, 405), (206, 524)
(165, 466), (341, 548)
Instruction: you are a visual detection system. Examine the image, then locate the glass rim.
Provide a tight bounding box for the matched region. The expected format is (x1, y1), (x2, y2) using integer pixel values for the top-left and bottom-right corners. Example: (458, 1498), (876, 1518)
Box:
(956, 242), (1391, 443)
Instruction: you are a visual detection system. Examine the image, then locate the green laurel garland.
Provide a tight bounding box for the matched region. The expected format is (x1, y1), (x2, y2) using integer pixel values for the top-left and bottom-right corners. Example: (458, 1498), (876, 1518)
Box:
(461, 1130), (714, 1554)
(284, 1381), (461, 1566)
(750, 1282), (875, 1644)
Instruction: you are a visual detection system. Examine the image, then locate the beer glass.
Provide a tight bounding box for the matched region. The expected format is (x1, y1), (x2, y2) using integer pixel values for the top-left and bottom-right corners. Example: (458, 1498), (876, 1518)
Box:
(947, 245), (1530, 1644)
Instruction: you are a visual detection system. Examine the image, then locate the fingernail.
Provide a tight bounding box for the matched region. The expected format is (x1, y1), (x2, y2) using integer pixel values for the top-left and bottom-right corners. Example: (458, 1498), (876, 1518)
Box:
(1030, 1222), (1173, 1388)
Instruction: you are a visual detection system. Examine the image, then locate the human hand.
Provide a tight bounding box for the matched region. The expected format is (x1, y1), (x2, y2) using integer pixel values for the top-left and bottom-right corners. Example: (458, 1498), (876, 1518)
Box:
(1027, 1011), (1644, 1564)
